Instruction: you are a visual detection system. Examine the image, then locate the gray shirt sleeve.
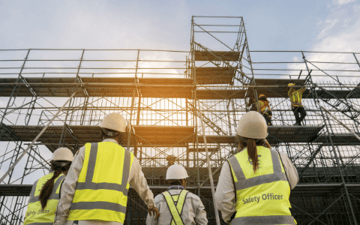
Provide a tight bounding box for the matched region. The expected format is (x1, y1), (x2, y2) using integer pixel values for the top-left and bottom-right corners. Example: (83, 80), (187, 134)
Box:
(129, 157), (155, 209)
(54, 146), (85, 225)
(146, 195), (161, 225)
(279, 152), (299, 190)
(193, 195), (208, 225)
(214, 161), (235, 223)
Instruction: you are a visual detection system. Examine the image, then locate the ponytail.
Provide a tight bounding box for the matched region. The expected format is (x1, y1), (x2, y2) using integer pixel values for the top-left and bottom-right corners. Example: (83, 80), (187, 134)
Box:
(39, 161), (71, 210)
(39, 170), (61, 209)
(238, 137), (271, 173)
(247, 139), (259, 172)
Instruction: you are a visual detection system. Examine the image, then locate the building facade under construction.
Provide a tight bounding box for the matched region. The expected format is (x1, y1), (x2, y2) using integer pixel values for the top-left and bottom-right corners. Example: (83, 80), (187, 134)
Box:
(0, 16), (360, 224)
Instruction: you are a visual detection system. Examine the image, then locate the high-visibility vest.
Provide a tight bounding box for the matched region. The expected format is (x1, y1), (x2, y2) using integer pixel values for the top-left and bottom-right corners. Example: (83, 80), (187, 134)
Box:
(162, 190), (188, 225)
(228, 146), (296, 225)
(288, 88), (305, 107)
(258, 100), (270, 114)
(24, 172), (65, 225)
(68, 142), (134, 223)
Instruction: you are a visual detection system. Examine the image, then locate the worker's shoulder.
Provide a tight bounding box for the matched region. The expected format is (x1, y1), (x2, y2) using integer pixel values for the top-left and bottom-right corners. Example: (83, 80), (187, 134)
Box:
(154, 192), (166, 203)
(184, 190), (202, 202)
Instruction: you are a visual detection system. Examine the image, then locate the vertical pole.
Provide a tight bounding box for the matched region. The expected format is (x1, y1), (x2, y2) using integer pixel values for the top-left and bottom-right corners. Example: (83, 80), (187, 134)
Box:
(302, 52), (358, 225)
(190, 16), (201, 196)
(128, 50), (140, 152)
(198, 108), (221, 225)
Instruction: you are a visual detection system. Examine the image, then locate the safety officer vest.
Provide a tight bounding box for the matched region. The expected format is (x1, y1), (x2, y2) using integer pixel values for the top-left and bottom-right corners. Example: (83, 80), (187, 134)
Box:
(258, 100), (270, 114)
(68, 142), (134, 223)
(228, 146), (296, 225)
(288, 88), (305, 107)
(162, 189), (189, 225)
(24, 172), (65, 225)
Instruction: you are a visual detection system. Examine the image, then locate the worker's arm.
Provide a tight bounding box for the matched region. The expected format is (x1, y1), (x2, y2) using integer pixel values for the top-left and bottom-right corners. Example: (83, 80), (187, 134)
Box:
(300, 86), (307, 94)
(288, 87), (294, 97)
(146, 195), (161, 225)
(279, 152), (299, 190)
(214, 161), (236, 224)
(129, 157), (155, 209)
(54, 147), (85, 225)
(194, 194), (208, 225)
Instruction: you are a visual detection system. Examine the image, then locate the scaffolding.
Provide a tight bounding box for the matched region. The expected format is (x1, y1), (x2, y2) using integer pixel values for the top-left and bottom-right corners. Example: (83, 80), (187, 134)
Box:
(0, 16), (360, 224)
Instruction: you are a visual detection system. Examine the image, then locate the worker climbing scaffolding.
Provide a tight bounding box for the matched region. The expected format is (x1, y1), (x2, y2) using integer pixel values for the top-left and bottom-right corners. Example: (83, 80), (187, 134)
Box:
(288, 83), (307, 126)
(258, 94), (272, 126)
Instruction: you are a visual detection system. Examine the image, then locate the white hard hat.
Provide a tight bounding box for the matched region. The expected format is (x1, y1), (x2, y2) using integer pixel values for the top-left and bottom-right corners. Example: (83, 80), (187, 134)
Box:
(236, 111), (268, 139)
(100, 113), (127, 133)
(52, 147), (74, 162)
(166, 164), (189, 180)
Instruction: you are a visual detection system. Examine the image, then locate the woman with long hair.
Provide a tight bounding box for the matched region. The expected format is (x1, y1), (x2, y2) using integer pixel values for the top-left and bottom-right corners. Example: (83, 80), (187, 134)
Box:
(215, 111), (299, 224)
(24, 147), (74, 225)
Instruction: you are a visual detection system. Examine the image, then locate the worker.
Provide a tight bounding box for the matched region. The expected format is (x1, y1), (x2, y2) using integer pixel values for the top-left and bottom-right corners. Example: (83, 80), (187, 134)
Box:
(24, 147), (74, 225)
(54, 113), (160, 225)
(214, 111), (299, 224)
(146, 164), (208, 225)
(258, 94), (272, 125)
(288, 83), (307, 126)
(246, 97), (257, 111)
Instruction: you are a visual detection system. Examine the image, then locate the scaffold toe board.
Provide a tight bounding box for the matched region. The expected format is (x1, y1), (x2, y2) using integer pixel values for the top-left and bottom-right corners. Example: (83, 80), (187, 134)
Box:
(267, 126), (324, 144)
(316, 133), (360, 145)
(196, 89), (245, 99)
(315, 89), (360, 99)
(0, 185), (32, 197)
(194, 50), (240, 61)
(133, 125), (195, 146)
(0, 77), (194, 98)
(194, 67), (234, 84)
(197, 126), (324, 144)
(0, 125), (195, 150)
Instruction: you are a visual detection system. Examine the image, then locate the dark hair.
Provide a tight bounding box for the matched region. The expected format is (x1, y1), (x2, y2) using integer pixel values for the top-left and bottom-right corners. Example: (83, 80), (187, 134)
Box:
(101, 129), (123, 144)
(39, 161), (71, 209)
(239, 137), (271, 173)
(259, 96), (267, 101)
(168, 179), (184, 186)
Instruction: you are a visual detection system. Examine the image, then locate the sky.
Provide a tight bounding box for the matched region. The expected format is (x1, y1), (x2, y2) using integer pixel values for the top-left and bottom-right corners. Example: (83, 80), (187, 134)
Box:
(1, 0), (360, 182)
(0, 0), (359, 52)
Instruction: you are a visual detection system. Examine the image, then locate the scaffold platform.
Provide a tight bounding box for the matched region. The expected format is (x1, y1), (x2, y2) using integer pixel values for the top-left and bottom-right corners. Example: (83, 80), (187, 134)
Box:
(194, 50), (240, 61)
(195, 67), (234, 84)
(1, 124), (344, 151)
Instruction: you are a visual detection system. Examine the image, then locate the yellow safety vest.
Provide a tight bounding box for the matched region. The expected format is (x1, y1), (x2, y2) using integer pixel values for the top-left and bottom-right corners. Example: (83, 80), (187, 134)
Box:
(24, 172), (65, 225)
(228, 146), (296, 225)
(258, 100), (270, 114)
(163, 190), (188, 225)
(288, 88), (305, 107)
(68, 142), (134, 223)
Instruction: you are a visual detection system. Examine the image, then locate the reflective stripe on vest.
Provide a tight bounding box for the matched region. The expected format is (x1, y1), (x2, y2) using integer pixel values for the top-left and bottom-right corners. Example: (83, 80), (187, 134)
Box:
(228, 147), (295, 225)
(68, 142), (134, 223)
(162, 190), (188, 225)
(231, 215), (296, 224)
(258, 100), (269, 114)
(290, 90), (302, 106)
(24, 173), (65, 225)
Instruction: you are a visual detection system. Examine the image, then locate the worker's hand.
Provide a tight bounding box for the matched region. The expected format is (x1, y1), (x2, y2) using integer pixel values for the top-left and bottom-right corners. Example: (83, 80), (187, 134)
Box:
(148, 206), (160, 220)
